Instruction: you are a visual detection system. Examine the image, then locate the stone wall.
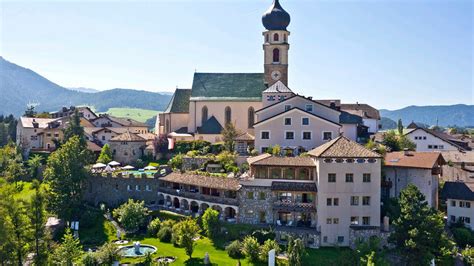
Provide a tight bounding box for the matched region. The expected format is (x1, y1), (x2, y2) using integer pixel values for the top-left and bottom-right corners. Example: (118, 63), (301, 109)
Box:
(348, 227), (391, 249)
(83, 173), (161, 207)
(182, 156), (212, 171)
(238, 186), (274, 224)
(109, 141), (145, 165)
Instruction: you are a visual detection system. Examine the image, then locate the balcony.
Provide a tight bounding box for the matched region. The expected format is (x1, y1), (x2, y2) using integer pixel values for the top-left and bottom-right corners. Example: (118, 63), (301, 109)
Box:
(273, 201), (316, 212)
(159, 187), (239, 206)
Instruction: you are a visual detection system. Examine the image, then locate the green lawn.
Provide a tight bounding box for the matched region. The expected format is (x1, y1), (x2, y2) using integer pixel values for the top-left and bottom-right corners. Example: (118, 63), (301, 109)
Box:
(103, 108), (159, 123)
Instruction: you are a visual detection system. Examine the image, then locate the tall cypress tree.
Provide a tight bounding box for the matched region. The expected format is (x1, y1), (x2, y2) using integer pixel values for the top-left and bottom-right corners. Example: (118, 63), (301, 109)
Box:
(29, 180), (48, 265)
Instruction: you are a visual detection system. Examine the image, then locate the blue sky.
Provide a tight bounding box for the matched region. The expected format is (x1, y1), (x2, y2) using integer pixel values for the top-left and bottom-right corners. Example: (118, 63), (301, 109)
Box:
(1, 0), (472, 110)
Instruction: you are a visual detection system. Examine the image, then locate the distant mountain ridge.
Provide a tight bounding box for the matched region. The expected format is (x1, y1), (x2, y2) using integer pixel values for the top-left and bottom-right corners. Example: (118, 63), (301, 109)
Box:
(380, 104), (474, 128)
(0, 57), (172, 116)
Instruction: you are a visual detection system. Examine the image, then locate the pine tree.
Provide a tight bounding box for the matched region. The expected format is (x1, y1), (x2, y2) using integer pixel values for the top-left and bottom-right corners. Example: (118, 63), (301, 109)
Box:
(24, 105), (36, 118)
(389, 184), (454, 265)
(52, 228), (83, 265)
(397, 119), (403, 135)
(97, 144), (113, 164)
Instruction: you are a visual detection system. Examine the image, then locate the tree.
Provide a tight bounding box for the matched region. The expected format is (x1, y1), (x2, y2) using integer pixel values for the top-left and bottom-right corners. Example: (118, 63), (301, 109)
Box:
(389, 184), (454, 265)
(52, 228), (83, 266)
(221, 122), (239, 152)
(287, 236), (305, 266)
(44, 136), (89, 221)
(272, 144), (281, 156)
(260, 239), (280, 262)
(28, 154), (43, 180)
(95, 242), (119, 265)
(202, 208), (220, 239)
(112, 199), (149, 233)
(397, 119), (403, 135)
(5, 158), (26, 186)
(81, 251), (99, 266)
(398, 135), (416, 151)
(226, 240), (243, 259)
(24, 105), (37, 118)
(242, 236), (260, 262)
(172, 218), (200, 259)
(382, 131), (399, 151)
(97, 144), (113, 164)
(63, 109), (86, 148)
(356, 237), (389, 266)
(28, 180), (48, 265)
(147, 218), (161, 236)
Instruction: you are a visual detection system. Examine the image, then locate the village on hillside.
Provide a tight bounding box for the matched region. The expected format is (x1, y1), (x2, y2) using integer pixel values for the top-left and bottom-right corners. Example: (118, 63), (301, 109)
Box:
(1, 0), (473, 265)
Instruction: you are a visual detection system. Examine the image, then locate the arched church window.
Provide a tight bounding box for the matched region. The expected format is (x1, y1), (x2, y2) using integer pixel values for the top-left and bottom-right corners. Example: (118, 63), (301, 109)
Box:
(201, 106), (208, 125)
(165, 119), (170, 133)
(225, 106), (232, 125)
(273, 33), (279, 41)
(248, 107), (255, 128)
(273, 48), (280, 63)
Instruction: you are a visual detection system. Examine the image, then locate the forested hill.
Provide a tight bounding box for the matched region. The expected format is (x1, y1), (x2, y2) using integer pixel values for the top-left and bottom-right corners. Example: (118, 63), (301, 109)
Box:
(0, 57), (172, 116)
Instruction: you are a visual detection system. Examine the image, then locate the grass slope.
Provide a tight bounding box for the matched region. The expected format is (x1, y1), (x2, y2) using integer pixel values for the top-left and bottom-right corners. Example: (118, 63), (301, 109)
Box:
(104, 108), (159, 123)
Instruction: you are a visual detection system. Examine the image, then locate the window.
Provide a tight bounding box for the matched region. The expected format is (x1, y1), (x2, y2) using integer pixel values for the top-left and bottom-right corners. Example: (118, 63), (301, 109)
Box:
(351, 216), (359, 225)
(362, 216), (370, 225)
(273, 48), (280, 63)
(346, 173), (354, 183)
(248, 107), (255, 128)
(165, 119), (170, 133)
(428, 145), (433, 149)
(247, 192), (254, 199)
(259, 192), (266, 200)
(326, 218), (332, 224)
(423, 136), (426, 140)
(259, 211), (266, 223)
(439, 145), (444, 149)
(270, 168), (281, 179)
(285, 131), (294, 140)
(54, 133), (59, 138)
(46, 133), (51, 137)
(333, 218), (339, 224)
(127, 185), (131, 191)
(265, 34), (269, 42)
(328, 173), (336, 183)
(450, 215), (456, 223)
(145, 185), (151, 191)
(323, 132), (333, 140)
(283, 168), (295, 179)
(261, 131), (270, 140)
(279, 192), (292, 201)
(298, 168), (310, 180)
(201, 106), (208, 125)
(327, 198), (332, 206)
(362, 196), (371, 206)
(323, 236), (328, 243)
(305, 104), (313, 112)
(451, 200), (456, 207)
(135, 185), (140, 191)
(273, 33), (279, 41)
(267, 95), (275, 101)
(284, 118), (292, 125)
(333, 198), (339, 206)
(302, 117), (309, 125)
(337, 236), (344, 243)
(460, 201), (466, 208)
(363, 173), (371, 182)
(467, 202), (471, 208)
(302, 132), (312, 140)
(351, 196), (359, 206)
(284, 104), (291, 111)
(225, 106), (231, 125)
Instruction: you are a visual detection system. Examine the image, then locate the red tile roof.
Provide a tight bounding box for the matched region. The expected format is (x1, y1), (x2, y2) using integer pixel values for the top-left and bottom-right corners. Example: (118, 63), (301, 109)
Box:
(384, 151), (445, 169)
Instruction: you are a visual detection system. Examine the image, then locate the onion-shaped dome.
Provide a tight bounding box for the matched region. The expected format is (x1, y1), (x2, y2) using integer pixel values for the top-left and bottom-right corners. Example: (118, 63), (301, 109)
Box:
(262, 0), (291, 31)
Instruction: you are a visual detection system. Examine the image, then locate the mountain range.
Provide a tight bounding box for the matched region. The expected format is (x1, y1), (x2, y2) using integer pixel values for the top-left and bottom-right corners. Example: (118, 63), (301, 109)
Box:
(0, 57), (472, 127)
(380, 105), (474, 128)
(0, 57), (172, 116)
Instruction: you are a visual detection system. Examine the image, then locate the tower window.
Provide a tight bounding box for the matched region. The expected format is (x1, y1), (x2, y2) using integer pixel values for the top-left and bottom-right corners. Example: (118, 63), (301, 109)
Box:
(284, 34), (287, 42)
(225, 106), (232, 125)
(201, 106), (208, 125)
(266, 34), (269, 42)
(248, 107), (255, 128)
(273, 33), (279, 41)
(273, 48), (280, 63)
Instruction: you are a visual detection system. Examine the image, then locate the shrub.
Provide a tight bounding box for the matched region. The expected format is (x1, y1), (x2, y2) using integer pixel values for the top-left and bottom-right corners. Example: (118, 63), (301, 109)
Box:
(147, 218), (161, 236)
(157, 226), (173, 243)
(226, 240), (243, 259)
(272, 145), (281, 156)
(81, 252), (98, 266)
(260, 239), (280, 262)
(95, 242), (119, 265)
(169, 154), (184, 170)
(252, 229), (276, 244)
(79, 209), (100, 228)
(462, 245), (474, 265)
(242, 236), (260, 262)
(452, 227), (474, 248)
(186, 150), (199, 157)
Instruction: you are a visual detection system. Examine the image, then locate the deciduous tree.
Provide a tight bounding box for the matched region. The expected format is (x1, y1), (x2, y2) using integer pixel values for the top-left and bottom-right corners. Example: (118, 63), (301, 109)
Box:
(172, 218), (201, 259)
(287, 236), (305, 266)
(221, 122), (239, 152)
(112, 199), (149, 233)
(202, 208), (220, 239)
(97, 144), (113, 164)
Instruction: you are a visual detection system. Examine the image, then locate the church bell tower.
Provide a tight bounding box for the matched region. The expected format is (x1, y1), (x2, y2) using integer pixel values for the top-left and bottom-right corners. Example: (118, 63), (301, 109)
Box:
(262, 0), (290, 87)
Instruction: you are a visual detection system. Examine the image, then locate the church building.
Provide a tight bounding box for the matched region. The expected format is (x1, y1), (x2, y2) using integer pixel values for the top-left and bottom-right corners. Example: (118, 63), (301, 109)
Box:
(157, 0), (379, 151)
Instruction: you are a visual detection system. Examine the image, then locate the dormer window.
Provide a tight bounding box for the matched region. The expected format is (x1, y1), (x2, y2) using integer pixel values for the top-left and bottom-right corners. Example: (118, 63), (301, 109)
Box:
(284, 104), (291, 111)
(267, 95), (275, 101)
(305, 104), (313, 112)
